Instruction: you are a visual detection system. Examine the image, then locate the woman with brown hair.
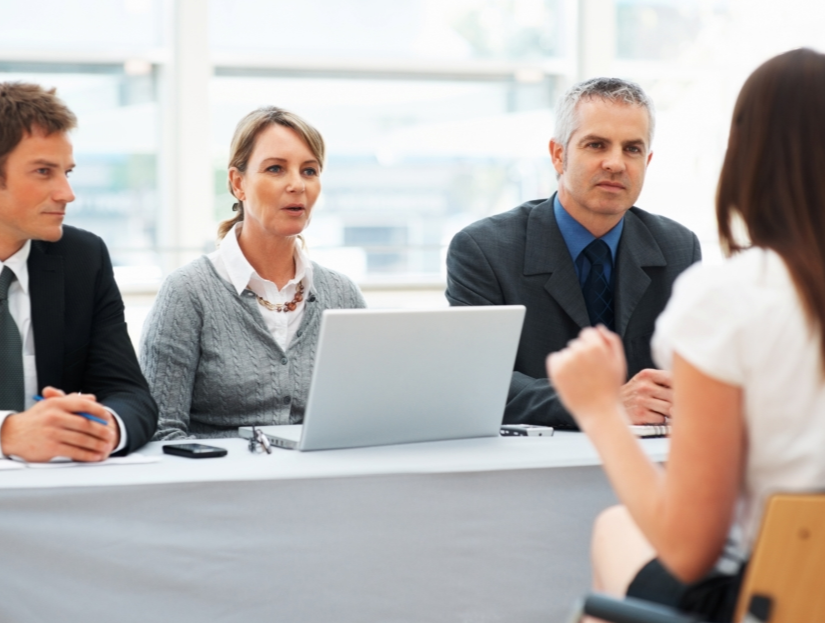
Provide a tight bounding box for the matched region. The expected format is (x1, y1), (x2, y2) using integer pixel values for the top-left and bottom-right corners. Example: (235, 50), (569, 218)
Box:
(547, 48), (825, 621)
(141, 107), (365, 440)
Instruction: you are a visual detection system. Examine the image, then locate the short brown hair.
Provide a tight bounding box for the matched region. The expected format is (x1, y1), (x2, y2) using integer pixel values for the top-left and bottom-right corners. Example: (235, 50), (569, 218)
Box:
(717, 48), (825, 366)
(218, 106), (325, 240)
(0, 82), (77, 183)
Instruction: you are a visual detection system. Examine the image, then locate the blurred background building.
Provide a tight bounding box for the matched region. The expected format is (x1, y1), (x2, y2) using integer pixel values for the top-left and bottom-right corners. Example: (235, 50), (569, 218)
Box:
(2, 0), (824, 344)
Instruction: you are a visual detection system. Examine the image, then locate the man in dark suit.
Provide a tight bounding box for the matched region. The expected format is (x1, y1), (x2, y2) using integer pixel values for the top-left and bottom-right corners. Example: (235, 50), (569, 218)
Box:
(0, 82), (157, 461)
(446, 78), (701, 429)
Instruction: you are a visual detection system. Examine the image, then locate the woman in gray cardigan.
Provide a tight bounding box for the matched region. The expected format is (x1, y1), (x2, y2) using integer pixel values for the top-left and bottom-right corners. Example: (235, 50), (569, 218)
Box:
(140, 107), (365, 440)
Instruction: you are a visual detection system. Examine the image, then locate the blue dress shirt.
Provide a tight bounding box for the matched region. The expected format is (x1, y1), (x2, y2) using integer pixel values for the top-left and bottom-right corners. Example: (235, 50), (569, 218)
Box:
(553, 194), (624, 286)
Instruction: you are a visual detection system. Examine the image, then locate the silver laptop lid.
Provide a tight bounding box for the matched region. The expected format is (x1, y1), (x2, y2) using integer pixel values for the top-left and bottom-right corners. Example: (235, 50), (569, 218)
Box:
(298, 306), (525, 451)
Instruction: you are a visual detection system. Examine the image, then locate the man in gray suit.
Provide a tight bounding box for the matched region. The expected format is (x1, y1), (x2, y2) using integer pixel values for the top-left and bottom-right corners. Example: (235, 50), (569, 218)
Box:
(446, 78), (701, 429)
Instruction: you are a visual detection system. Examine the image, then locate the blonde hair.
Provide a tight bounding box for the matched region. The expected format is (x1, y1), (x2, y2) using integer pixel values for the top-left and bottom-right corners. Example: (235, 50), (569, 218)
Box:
(217, 106), (325, 240)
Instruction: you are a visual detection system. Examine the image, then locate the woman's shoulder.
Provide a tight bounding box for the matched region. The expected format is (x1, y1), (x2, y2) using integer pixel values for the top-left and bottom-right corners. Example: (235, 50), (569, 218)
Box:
(163, 255), (211, 282)
(653, 248), (794, 378)
(157, 256), (229, 301)
(672, 247), (792, 306)
(310, 261), (357, 289)
(309, 261), (366, 307)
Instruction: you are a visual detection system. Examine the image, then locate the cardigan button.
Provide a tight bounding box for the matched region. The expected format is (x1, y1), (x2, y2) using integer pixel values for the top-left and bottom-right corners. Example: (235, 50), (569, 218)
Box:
(284, 395), (291, 404)
(281, 357), (288, 365)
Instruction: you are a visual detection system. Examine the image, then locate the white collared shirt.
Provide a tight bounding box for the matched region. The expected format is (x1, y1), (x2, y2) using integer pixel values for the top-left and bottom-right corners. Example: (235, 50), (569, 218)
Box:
(208, 223), (313, 351)
(0, 240), (127, 456)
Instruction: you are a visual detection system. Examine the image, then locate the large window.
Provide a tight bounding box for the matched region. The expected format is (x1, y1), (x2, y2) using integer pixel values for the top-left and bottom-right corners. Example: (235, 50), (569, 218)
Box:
(209, 0), (568, 283)
(614, 0), (825, 263)
(616, 0), (728, 61)
(0, 0), (166, 285)
(210, 0), (565, 61)
(0, 0), (164, 51)
(3, 0), (825, 292)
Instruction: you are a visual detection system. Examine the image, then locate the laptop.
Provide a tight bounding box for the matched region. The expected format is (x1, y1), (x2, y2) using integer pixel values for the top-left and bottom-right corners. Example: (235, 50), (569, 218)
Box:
(239, 306), (525, 451)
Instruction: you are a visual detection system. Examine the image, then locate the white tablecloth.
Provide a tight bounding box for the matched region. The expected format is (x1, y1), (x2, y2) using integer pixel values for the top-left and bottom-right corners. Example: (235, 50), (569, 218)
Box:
(0, 433), (668, 622)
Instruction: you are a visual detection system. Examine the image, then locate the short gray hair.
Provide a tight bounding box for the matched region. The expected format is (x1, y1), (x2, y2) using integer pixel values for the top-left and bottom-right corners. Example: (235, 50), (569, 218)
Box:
(553, 77), (655, 149)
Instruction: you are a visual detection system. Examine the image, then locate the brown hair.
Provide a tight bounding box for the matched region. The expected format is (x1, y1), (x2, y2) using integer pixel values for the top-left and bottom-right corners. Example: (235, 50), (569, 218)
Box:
(717, 48), (825, 365)
(217, 106), (325, 240)
(0, 82), (77, 184)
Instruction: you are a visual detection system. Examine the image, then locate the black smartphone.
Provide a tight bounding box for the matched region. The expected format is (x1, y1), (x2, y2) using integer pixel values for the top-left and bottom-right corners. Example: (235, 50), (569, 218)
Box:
(162, 443), (228, 458)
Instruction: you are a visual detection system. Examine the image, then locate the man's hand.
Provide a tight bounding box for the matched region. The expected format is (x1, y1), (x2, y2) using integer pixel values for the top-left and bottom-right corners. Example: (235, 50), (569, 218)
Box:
(0, 386), (118, 462)
(548, 327), (674, 429)
(619, 369), (673, 424)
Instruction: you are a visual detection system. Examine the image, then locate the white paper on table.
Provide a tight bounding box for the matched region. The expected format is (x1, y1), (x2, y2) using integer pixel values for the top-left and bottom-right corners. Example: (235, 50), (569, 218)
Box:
(0, 459), (26, 470)
(16, 453), (162, 469)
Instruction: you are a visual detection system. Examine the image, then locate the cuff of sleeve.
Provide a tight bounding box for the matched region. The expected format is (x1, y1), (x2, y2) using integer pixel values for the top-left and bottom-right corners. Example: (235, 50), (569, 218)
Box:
(0, 411), (18, 458)
(103, 407), (129, 454)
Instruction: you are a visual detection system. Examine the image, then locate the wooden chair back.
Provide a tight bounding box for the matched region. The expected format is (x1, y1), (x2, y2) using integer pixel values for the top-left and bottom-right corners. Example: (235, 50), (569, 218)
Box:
(734, 493), (825, 622)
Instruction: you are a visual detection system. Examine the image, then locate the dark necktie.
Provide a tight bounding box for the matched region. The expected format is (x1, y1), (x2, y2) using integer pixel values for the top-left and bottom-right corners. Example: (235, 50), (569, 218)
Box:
(0, 266), (25, 412)
(581, 239), (615, 331)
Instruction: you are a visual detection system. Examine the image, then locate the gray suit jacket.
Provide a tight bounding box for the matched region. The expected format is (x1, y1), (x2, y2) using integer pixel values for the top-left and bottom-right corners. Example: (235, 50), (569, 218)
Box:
(445, 195), (701, 429)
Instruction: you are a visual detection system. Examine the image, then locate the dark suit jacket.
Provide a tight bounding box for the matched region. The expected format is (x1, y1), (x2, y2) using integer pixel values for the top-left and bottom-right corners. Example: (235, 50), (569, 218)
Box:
(28, 226), (157, 453)
(445, 195), (701, 429)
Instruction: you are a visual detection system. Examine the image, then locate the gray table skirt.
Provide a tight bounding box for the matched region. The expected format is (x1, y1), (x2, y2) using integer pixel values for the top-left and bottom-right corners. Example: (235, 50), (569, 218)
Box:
(0, 465), (616, 623)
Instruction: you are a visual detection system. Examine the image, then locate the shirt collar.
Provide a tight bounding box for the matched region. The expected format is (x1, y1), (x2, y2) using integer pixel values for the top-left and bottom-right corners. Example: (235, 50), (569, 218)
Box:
(553, 194), (624, 264)
(0, 240), (31, 295)
(219, 223), (313, 295)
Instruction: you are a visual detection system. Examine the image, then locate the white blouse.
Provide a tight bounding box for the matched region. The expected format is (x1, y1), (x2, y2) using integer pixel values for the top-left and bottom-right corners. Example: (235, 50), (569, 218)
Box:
(652, 247), (825, 554)
(208, 223), (313, 351)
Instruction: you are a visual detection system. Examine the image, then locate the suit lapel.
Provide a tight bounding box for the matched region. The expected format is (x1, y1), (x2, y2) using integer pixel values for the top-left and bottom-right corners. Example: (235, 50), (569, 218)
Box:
(28, 242), (65, 390)
(523, 196), (590, 329)
(614, 210), (666, 336)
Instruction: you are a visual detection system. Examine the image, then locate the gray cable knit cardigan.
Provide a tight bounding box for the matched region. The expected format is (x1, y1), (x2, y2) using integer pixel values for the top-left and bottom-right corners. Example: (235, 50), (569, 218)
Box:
(140, 256), (366, 440)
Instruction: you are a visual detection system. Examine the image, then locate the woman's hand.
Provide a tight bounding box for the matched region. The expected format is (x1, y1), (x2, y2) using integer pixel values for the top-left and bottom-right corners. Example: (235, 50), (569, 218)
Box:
(546, 325), (628, 429)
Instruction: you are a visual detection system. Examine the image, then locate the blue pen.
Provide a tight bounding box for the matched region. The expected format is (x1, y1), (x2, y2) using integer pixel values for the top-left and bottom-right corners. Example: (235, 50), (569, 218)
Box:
(33, 395), (109, 426)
